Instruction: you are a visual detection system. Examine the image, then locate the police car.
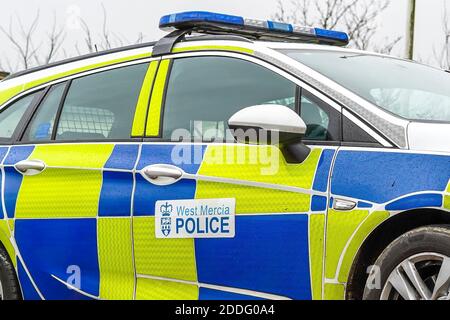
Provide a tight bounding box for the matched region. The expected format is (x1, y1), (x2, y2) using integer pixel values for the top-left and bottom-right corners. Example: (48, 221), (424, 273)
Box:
(0, 11), (449, 301)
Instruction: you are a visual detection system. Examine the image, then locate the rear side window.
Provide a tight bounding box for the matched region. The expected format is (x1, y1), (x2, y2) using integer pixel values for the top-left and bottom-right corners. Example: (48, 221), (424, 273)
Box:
(162, 56), (297, 142)
(0, 91), (41, 140)
(23, 63), (149, 142)
(23, 83), (66, 142)
(56, 63), (148, 141)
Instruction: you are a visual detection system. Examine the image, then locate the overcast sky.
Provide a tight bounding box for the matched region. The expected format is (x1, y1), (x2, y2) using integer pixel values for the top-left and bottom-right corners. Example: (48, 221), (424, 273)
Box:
(0, 0), (449, 71)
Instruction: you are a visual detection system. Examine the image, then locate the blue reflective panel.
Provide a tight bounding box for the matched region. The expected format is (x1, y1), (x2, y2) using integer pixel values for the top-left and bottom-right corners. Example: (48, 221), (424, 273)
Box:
(15, 219), (99, 300)
(311, 195), (327, 212)
(99, 171), (133, 217)
(195, 215), (311, 300)
(104, 144), (139, 170)
(17, 260), (42, 300)
(332, 151), (450, 204)
(386, 194), (443, 211)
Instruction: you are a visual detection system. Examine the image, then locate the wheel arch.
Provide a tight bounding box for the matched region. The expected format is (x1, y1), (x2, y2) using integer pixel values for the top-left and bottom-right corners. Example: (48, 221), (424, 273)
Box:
(345, 208), (450, 300)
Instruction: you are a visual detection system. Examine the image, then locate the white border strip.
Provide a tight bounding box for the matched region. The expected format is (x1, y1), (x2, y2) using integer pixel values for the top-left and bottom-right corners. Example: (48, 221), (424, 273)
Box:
(136, 274), (291, 300)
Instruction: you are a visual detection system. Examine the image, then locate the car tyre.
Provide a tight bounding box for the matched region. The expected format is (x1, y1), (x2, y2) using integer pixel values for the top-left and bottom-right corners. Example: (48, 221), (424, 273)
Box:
(0, 244), (21, 300)
(363, 225), (450, 300)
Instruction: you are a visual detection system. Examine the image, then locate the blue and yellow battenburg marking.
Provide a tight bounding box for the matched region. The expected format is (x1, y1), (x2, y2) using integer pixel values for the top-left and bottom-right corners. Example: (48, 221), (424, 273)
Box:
(5, 144), (139, 300)
(1, 142), (450, 300)
(4, 143), (335, 300)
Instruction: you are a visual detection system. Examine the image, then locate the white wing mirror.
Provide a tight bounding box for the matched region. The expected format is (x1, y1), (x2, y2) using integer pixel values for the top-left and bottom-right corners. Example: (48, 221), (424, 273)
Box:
(228, 104), (311, 163)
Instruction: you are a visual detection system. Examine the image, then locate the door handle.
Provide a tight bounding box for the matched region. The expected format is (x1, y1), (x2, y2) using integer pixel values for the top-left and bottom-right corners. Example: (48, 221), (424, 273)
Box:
(14, 159), (46, 176)
(141, 164), (184, 186)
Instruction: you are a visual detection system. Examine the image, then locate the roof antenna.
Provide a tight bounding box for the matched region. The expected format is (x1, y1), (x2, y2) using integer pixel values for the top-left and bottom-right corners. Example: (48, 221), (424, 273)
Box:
(94, 44), (99, 53)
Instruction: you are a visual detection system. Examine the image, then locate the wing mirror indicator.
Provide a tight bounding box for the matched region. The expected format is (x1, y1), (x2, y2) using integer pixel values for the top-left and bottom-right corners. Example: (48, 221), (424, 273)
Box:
(228, 104), (311, 164)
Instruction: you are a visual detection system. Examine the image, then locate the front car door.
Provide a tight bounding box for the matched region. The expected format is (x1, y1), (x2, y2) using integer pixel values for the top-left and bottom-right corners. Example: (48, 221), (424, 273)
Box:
(133, 52), (341, 300)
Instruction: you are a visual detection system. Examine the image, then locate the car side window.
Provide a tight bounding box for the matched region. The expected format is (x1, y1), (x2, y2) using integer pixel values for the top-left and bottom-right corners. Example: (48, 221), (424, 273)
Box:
(0, 91), (42, 141)
(162, 56), (297, 142)
(54, 63), (148, 141)
(300, 90), (341, 142)
(22, 63), (149, 142)
(22, 83), (67, 142)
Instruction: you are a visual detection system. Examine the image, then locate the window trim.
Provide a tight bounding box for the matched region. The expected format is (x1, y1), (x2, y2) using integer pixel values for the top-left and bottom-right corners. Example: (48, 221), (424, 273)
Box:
(51, 80), (72, 141)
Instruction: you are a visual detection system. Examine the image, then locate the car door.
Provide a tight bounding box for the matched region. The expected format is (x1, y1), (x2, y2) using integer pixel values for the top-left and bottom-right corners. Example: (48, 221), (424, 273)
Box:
(132, 53), (341, 300)
(8, 61), (151, 300)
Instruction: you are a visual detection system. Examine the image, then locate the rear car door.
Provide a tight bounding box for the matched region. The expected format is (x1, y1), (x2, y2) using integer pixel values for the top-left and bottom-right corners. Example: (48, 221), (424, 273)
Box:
(7, 61), (151, 300)
(133, 53), (340, 300)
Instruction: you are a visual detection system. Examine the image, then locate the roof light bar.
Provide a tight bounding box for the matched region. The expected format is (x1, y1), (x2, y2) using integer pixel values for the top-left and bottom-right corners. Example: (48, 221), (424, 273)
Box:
(159, 11), (349, 46)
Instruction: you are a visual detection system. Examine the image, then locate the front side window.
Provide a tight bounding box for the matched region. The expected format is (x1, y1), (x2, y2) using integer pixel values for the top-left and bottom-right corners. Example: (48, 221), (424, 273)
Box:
(0, 91), (41, 140)
(301, 90), (341, 141)
(282, 50), (450, 122)
(162, 56), (297, 142)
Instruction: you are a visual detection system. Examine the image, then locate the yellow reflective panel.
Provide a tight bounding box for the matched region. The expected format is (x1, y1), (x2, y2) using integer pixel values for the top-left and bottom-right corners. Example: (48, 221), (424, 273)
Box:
(196, 146), (322, 214)
(28, 144), (114, 168)
(16, 169), (102, 219)
(172, 45), (254, 55)
(132, 61), (159, 137)
(445, 196), (450, 210)
(324, 283), (345, 300)
(199, 145), (322, 189)
(133, 217), (197, 282)
(15, 144), (114, 219)
(0, 85), (24, 107)
(146, 59), (170, 137)
(136, 278), (198, 300)
(338, 211), (389, 283)
(325, 209), (369, 279)
(98, 218), (134, 300)
(309, 214), (325, 300)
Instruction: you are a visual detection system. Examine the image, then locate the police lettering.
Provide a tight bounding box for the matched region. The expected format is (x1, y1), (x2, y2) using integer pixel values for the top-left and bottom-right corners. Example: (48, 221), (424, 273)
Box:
(176, 217), (230, 234)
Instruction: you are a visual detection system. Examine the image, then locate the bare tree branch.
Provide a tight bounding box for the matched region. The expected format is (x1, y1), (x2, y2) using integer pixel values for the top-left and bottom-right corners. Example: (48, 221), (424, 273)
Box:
(0, 3), (146, 72)
(0, 10), (65, 72)
(272, 0), (401, 54)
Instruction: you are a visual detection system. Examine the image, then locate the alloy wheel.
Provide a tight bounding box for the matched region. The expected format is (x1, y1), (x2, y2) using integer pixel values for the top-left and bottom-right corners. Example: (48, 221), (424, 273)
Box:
(381, 253), (450, 300)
